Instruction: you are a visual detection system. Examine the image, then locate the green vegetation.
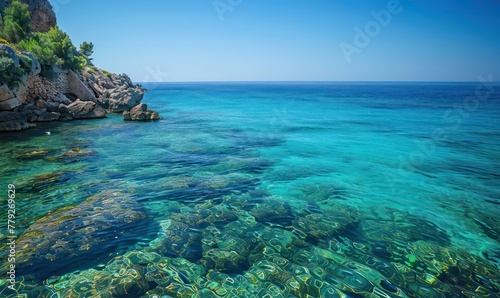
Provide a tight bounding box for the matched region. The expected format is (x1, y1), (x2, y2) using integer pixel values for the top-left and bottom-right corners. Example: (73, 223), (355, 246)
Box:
(0, 0), (94, 81)
(79, 41), (94, 64)
(0, 0), (30, 44)
(19, 26), (90, 75)
(102, 69), (112, 78)
(0, 56), (23, 87)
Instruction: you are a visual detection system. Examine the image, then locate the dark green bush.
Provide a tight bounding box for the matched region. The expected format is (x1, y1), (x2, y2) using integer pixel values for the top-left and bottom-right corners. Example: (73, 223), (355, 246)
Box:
(19, 54), (32, 73)
(0, 56), (24, 87)
(0, 0), (30, 43)
(19, 34), (57, 76)
(79, 41), (94, 65)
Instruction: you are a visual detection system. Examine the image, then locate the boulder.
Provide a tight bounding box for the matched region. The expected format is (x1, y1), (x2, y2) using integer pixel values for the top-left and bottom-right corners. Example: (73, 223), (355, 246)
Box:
(123, 103), (161, 121)
(0, 97), (21, 111)
(35, 98), (59, 112)
(108, 87), (145, 112)
(0, 120), (36, 131)
(0, 110), (35, 131)
(52, 93), (72, 105)
(0, 110), (31, 122)
(37, 111), (60, 122)
(0, 83), (15, 102)
(0, 44), (19, 67)
(67, 69), (97, 102)
(60, 100), (106, 119)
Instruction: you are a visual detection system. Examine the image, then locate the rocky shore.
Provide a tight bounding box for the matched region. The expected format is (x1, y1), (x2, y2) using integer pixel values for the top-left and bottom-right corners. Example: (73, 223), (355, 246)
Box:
(0, 0), (161, 132)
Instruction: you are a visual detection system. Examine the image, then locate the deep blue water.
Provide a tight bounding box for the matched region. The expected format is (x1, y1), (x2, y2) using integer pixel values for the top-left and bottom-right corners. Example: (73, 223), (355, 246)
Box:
(0, 82), (499, 297)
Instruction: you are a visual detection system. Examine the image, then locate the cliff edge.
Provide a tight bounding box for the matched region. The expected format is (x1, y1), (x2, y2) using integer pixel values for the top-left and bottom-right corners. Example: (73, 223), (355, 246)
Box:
(0, 0), (160, 132)
(0, 0), (56, 32)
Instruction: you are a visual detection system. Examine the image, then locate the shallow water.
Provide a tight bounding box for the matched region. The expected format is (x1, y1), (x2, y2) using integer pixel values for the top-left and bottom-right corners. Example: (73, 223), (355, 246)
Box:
(0, 82), (499, 297)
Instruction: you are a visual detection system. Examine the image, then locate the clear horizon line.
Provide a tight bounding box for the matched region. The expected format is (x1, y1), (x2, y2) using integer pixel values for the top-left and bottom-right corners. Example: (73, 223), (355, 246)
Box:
(135, 80), (500, 83)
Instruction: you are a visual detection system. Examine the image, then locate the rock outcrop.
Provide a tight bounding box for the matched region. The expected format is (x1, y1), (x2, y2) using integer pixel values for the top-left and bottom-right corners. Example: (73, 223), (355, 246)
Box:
(60, 100), (106, 119)
(0, 0), (56, 32)
(0, 0), (161, 132)
(123, 103), (161, 121)
(0, 43), (161, 132)
(80, 68), (147, 112)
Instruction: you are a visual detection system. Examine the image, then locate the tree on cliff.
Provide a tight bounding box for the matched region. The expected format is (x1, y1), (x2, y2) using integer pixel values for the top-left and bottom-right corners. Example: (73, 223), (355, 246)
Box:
(80, 41), (94, 64)
(1, 0), (91, 77)
(19, 26), (87, 75)
(0, 0), (30, 43)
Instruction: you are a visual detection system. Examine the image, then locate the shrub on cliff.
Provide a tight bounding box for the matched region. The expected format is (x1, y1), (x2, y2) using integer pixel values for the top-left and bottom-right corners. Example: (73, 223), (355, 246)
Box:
(0, 56), (24, 87)
(0, 0), (30, 44)
(19, 33), (57, 76)
(45, 26), (75, 64)
(19, 26), (88, 75)
(80, 41), (94, 65)
(1, 1), (92, 78)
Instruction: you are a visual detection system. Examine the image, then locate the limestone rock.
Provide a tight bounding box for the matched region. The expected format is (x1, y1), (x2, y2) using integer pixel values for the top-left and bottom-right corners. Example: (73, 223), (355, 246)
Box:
(28, 0), (57, 32)
(0, 97), (21, 111)
(0, 0), (57, 33)
(123, 103), (161, 121)
(0, 83), (15, 102)
(108, 88), (145, 112)
(67, 69), (97, 102)
(37, 111), (60, 122)
(59, 100), (106, 119)
(80, 70), (147, 113)
(0, 44), (19, 67)
(0, 119), (35, 131)
(52, 94), (71, 105)
(0, 110), (35, 132)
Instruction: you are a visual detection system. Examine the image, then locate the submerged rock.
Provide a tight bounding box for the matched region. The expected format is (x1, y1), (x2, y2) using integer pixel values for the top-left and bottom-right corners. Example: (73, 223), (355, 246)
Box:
(152, 204), (238, 263)
(361, 210), (451, 245)
(12, 148), (54, 160)
(15, 191), (156, 280)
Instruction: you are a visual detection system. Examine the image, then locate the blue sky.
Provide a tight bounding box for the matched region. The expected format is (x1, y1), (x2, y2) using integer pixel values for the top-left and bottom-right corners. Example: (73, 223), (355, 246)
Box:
(49, 0), (500, 82)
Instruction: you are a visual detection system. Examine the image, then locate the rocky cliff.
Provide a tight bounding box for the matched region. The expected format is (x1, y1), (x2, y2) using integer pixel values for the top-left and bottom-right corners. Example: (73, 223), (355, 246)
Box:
(0, 0), (160, 132)
(0, 0), (56, 32)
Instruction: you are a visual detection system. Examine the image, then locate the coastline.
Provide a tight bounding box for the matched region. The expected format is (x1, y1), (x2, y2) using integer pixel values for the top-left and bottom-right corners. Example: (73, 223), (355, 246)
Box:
(0, 0), (160, 133)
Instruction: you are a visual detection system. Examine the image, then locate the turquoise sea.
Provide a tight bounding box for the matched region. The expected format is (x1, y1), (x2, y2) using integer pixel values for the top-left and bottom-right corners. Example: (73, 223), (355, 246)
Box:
(1, 82), (499, 297)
